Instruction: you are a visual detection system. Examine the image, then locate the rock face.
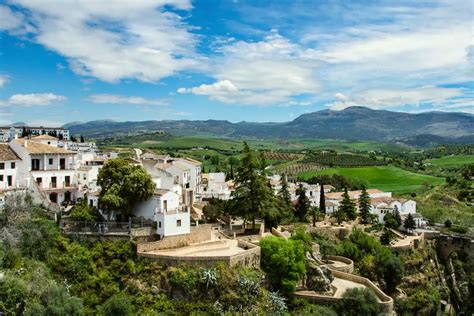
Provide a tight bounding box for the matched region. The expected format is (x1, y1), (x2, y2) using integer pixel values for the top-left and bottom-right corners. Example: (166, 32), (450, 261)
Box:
(305, 253), (334, 292)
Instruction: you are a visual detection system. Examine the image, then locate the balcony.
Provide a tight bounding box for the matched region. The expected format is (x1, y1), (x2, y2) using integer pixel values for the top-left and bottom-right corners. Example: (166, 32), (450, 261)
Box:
(42, 182), (78, 191)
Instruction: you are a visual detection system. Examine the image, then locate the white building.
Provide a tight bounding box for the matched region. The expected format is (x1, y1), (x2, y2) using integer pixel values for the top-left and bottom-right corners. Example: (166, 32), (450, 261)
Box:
(66, 141), (98, 153)
(10, 139), (78, 205)
(0, 126), (70, 141)
(134, 189), (189, 238)
(200, 172), (233, 200)
(0, 144), (22, 190)
(370, 197), (417, 224)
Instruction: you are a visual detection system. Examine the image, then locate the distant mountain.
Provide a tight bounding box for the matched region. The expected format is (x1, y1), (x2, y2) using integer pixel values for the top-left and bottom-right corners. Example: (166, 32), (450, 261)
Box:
(64, 107), (474, 146)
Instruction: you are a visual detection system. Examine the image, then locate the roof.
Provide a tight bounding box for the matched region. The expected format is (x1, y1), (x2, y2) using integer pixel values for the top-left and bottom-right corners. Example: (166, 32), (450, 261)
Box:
(15, 139), (75, 155)
(371, 197), (410, 205)
(31, 134), (58, 140)
(326, 189), (385, 200)
(0, 144), (21, 161)
(181, 157), (202, 166)
(154, 188), (176, 196)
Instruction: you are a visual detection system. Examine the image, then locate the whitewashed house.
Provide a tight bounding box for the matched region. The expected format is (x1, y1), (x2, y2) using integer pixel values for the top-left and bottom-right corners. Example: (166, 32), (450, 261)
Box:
(10, 139), (78, 205)
(200, 172), (233, 200)
(0, 144), (22, 191)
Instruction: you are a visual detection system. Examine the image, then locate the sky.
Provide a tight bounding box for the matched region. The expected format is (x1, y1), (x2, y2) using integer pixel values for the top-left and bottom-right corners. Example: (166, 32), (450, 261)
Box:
(0, 0), (472, 126)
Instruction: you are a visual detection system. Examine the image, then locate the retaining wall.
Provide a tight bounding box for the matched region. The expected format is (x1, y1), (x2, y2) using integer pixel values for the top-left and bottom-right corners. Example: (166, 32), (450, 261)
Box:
(294, 269), (394, 315)
(324, 255), (354, 273)
(137, 224), (213, 252)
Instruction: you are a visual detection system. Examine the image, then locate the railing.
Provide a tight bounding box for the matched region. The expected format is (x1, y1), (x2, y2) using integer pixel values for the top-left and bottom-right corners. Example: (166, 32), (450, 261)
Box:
(60, 219), (153, 235)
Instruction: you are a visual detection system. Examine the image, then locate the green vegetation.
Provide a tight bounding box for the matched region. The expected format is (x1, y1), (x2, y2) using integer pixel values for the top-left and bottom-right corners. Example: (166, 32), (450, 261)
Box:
(426, 154), (473, 167)
(259, 236), (306, 295)
(299, 166), (445, 193)
(336, 288), (381, 316)
(303, 151), (386, 167)
(97, 158), (155, 219)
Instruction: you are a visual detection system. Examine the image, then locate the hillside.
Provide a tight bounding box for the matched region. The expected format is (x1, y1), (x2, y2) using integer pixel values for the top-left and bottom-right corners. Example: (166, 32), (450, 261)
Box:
(65, 107), (474, 145)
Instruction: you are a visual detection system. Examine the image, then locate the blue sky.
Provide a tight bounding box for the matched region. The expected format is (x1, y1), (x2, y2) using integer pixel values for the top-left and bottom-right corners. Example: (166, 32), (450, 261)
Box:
(0, 0), (472, 126)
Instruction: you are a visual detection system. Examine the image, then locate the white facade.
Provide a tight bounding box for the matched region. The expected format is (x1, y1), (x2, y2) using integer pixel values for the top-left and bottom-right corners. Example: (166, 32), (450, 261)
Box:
(0, 158), (21, 190)
(9, 139), (78, 205)
(0, 126), (70, 141)
(201, 172), (232, 200)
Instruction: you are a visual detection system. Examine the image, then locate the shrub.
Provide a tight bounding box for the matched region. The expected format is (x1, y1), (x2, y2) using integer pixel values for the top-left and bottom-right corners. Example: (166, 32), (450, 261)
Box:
(99, 293), (133, 316)
(336, 288), (380, 316)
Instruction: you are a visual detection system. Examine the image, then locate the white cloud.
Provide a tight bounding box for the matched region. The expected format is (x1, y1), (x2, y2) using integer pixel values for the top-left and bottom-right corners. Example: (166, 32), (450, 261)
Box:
(88, 94), (167, 106)
(0, 75), (9, 87)
(328, 86), (465, 110)
(0, 93), (67, 107)
(0, 5), (23, 30)
(6, 0), (200, 83)
(178, 32), (320, 105)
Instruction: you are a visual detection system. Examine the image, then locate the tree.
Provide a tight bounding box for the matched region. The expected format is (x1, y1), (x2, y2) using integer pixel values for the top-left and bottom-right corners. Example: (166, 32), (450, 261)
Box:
(336, 288), (380, 316)
(379, 255), (404, 293)
(21, 127), (28, 138)
(99, 293), (133, 316)
(319, 184), (326, 215)
(259, 236), (306, 295)
(71, 201), (97, 222)
(80, 134), (85, 143)
(295, 183), (310, 222)
(232, 142), (281, 229)
(444, 219), (452, 228)
(203, 198), (227, 222)
(380, 229), (394, 245)
(358, 186), (372, 224)
(97, 158), (155, 219)
(340, 188), (357, 221)
(311, 206), (320, 226)
(404, 213), (416, 232)
(332, 207), (346, 225)
(229, 164), (234, 180)
(278, 174), (292, 209)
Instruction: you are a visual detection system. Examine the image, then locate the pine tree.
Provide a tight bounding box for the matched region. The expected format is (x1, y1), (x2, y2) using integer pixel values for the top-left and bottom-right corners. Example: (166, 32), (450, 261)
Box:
(278, 174), (292, 208)
(233, 142), (277, 230)
(311, 205), (320, 226)
(358, 186), (372, 224)
(319, 184), (326, 214)
(404, 213), (416, 232)
(230, 164), (234, 179)
(295, 183), (310, 222)
(80, 134), (85, 143)
(340, 188), (357, 221)
(332, 206), (346, 225)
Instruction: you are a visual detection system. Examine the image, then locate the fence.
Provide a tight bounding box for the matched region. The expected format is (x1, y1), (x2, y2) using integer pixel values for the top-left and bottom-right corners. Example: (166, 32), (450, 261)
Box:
(60, 219), (153, 235)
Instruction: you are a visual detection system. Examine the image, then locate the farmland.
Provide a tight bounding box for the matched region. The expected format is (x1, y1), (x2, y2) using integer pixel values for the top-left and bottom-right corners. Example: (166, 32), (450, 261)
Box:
(425, 154), (473, 167)
(299, 166), (445, 193)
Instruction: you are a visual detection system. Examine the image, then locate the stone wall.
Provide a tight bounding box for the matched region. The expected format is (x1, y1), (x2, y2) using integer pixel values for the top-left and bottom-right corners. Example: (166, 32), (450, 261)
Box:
(137, 224), (213, 252)
(139, 239), (260, 268)
(324, 255), (354, 273)
(330, 269), (394, 314)
(131, 227), (154, 238)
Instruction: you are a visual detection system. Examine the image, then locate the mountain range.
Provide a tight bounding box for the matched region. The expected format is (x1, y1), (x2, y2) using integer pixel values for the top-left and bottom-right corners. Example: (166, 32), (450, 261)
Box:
(64, 107), (474, 146)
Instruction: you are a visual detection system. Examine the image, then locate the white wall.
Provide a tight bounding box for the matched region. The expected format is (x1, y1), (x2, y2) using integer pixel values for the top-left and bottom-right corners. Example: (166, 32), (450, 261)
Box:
(156, 210), (190, 238)
(0, 159), (21, 190)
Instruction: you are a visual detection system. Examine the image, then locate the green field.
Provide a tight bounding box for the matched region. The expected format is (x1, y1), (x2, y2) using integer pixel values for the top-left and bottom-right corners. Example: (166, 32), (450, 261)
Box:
(299, 166), (445, 193)
(126, 136), (406, 153)
(426, 154), (473, 167)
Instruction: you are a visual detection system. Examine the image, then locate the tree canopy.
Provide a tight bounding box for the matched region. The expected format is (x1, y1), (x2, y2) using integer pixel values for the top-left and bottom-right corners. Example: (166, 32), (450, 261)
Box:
(358, 186), (372, 224)
(97, 158), (155, 218)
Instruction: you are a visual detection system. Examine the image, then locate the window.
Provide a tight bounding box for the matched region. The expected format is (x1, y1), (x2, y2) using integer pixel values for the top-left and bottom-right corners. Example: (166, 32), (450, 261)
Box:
(7, 176), (12, 187)
(49, 158), (53, 165)
(0, 175), (3, 181)
(10, 162), (15, 169)
(158, 221), (162, 228)
(31, 159), (40, 171)
(0, 163), (4, 170)
(36, 177), (42, 185)
(177, 220), (182, 227)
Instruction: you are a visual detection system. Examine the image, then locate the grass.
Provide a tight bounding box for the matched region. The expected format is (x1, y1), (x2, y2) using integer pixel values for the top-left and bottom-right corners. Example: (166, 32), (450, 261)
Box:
(299, 166), (445, 193)
(426, 154), (473, 167)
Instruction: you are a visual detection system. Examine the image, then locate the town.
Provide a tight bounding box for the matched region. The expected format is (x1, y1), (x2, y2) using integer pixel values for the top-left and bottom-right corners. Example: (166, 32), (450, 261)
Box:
(2, 124), (470, 315)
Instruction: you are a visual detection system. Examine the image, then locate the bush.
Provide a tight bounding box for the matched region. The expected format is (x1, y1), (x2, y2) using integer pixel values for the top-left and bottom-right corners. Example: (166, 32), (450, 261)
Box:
(336, 288), (380, 316)
(99, 293), (133, 316)
(259, 236), (306, 294)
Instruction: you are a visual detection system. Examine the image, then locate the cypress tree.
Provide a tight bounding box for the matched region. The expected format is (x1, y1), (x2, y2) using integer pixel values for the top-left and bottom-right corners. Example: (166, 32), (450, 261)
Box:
(358, 186), (372, 224)
(404, 213), (416, 232)
(319, 184), (326, 214)
(295, 183), (310, 222)
(278, 174), (292, 208)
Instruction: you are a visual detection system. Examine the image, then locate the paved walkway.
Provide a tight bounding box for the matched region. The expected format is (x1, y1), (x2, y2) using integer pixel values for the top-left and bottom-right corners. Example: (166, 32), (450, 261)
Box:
(332, 277), (370, 298)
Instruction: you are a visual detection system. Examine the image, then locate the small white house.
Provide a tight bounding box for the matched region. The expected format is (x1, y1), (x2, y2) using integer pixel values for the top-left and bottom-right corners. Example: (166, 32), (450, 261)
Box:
(0, 144), (22, 190)
(134, 189), (190, 238)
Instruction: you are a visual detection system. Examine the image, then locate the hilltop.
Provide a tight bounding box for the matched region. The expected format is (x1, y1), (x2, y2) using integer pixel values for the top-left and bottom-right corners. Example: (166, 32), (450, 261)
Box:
(64, 107), (474, 146)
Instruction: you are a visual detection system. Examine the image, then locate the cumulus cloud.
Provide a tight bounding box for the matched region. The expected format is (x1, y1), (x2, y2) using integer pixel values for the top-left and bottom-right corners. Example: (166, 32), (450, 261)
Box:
(5, 0), (200, 83)
(328, 86), (466, 110)
(0, 93), (66, 107)
(88, 94), (167, 106)
(178, 32), (320, 105)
